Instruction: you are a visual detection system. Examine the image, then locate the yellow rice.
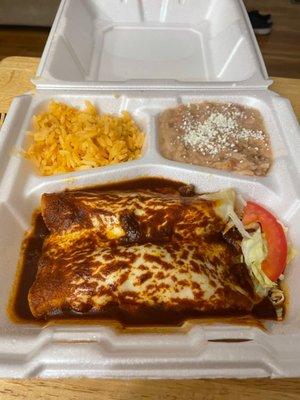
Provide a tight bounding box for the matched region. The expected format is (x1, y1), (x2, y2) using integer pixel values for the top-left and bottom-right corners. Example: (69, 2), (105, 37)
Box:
(24, 101), (145, 176)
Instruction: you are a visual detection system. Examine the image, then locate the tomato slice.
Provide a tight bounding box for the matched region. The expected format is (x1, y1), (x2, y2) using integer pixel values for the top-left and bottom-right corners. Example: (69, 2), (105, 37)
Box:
(242, 202), (287, 281)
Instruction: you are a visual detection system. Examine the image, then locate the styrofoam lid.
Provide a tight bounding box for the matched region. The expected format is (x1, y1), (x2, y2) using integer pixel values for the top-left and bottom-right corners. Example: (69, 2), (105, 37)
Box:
(33, 0), (271, 90)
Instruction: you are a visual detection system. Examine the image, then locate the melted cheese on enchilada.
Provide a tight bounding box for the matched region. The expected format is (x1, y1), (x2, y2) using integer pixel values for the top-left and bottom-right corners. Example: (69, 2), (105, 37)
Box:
(28, 184), (259, 320)
(29, 239), (254, 318)
(41, 190), (224, 243)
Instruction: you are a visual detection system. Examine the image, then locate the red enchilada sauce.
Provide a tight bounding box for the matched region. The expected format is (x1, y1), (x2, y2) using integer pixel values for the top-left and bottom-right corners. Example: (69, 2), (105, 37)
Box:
(8, 178), (278, 325)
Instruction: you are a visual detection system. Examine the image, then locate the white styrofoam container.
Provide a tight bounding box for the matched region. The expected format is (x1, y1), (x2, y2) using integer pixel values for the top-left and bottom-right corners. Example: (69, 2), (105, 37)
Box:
(33, 0), (271, 90)
(0, 90), (299, 378)
(0, 0), (300, 379)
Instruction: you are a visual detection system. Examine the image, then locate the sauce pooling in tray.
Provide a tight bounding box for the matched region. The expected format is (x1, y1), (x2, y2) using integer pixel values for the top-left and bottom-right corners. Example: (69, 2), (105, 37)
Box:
(9, 178), (288, 326)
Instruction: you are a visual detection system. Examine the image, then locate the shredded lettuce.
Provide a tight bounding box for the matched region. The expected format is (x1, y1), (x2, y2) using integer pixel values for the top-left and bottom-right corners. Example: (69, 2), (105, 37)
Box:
(200, 189), (251, 238)
(241, 229), (276, 297)
(200, 189), (287, 298)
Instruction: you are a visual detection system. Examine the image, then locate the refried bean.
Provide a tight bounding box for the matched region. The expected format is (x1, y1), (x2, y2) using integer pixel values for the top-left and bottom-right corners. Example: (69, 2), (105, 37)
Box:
(158, 102), (272, 176)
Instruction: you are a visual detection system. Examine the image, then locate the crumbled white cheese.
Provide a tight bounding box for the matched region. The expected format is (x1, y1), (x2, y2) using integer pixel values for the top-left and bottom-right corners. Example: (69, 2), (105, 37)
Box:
(178, 104), (269, 158)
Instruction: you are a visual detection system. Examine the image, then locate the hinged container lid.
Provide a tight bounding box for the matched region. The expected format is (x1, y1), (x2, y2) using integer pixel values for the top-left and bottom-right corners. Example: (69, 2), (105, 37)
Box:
(33, 0), (271, 91)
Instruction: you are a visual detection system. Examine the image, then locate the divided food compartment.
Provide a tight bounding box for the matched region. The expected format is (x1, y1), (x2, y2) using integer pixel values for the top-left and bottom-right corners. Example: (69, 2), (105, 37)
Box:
(0, 0), (300, 379)
(1, 90), (300, 378)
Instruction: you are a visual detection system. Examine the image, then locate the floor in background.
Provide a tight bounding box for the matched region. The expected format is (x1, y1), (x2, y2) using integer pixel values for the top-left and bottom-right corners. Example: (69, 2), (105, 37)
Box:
(0, 26), (50, 61)
(244, 0), (300, 78)
(0, 0), (299, 78)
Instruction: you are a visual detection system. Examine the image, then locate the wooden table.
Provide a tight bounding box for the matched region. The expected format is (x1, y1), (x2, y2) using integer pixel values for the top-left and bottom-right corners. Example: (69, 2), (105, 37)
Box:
(0, 56), (300, 400)
(1, 56), (300, 120)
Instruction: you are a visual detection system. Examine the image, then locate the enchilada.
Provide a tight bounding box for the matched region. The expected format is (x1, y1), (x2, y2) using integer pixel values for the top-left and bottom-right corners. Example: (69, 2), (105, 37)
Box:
(40, 189), (225, 243)
(14, 179), (289, 323)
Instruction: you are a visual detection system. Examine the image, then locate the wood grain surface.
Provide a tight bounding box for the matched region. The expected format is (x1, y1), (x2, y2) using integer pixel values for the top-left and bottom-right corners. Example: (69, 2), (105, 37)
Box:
(0, 56), (37, 114)
(0, 27), (50, 62)
(244, 0), (300, 78)
(0, 56), (300, 399)
(1, 378), (300, 400)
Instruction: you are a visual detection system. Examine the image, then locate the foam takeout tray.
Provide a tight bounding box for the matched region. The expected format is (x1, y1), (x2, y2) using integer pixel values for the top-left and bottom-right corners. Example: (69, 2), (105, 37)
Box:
(0, 0), (300, 379)
(34, 0), (271, 90)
